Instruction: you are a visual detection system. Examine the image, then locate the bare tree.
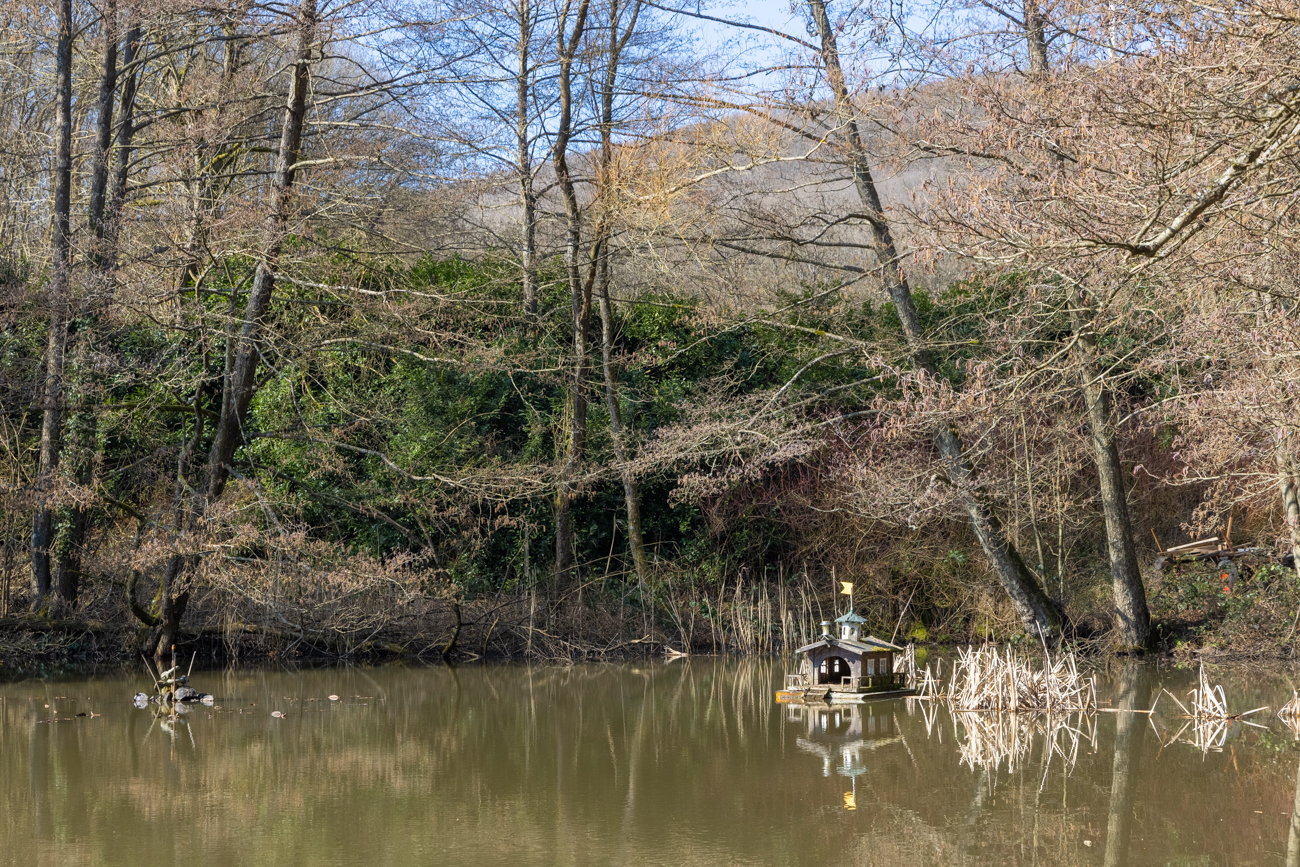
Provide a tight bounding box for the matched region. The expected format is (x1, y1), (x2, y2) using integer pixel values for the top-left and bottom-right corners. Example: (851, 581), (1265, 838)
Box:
(550, 0), (592, 588)
(143, 0), (319, 655)
(591, 0), (649, 586)
(30, 0), (74, 610)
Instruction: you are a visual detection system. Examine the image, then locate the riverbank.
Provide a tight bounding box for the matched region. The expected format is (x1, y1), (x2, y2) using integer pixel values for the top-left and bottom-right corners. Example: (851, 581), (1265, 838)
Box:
(3, 585), (1298, 672)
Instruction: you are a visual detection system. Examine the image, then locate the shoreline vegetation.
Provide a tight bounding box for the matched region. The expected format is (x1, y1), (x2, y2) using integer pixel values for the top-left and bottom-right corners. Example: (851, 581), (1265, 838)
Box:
(3, 564), (1299, 670)
(4, 0), (1300, 666)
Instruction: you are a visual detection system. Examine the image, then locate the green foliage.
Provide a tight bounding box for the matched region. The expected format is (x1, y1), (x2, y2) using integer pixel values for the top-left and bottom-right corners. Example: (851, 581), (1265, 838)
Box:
(224, 256), (876, 581)
(0, 241), (1246, 653)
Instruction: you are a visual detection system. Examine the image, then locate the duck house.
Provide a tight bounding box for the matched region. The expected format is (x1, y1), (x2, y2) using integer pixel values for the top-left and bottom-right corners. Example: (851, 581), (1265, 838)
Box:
(776, 611), (913, 703)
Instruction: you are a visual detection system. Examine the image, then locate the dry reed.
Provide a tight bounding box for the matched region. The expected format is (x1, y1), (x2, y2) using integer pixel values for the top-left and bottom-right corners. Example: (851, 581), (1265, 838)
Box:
(1161, 663), (1268, 722)
(893, 643), (918, 686)
(917, 644), (1096, 712)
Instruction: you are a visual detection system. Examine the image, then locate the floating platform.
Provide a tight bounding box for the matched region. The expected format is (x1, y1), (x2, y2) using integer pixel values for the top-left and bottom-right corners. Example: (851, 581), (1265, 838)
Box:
(776, 686), (917, 704)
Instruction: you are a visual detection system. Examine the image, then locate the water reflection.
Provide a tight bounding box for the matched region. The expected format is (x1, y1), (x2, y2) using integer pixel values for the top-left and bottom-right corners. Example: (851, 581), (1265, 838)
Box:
(787, 702), (900, 810)
(949, 708), (1096, 778)
(141, 701), (199, 751)
(5, 659), (1300, 866)
(1102, 664), (1150, 867)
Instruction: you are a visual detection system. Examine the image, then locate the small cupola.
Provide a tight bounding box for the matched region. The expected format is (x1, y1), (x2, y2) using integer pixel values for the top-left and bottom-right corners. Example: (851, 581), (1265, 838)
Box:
(835, 610), (867, 642)
(819, 620), (832, 639)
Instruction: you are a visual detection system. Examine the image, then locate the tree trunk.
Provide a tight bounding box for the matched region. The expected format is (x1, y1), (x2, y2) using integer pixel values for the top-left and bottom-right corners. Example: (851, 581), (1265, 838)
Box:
(516, 0), (539, 324)
(598, 261), (650, 586)
(551, 0), (592, 590)
(592, 0), (648, 587)
(51, 340), (94, 607)
(1068, 291), (1149, 649)
(520, 185), (539, 322)
(203, 0), (315, 504)
(146, 0), (316, 656)
(806, 0), (1063, 640)
(149, 392), (206, 655)
(125, 559), (159, 628)
(1024, 0), (1049, 75)
(1278, 434), (1300, 583)
(598, 0), (650, 587)
(31, 0), (74, 611)
(1021, 9), (1146, 648)
(176, 24), (245, 296)
(105, 22), (141, 249)
(88, 0), (118, 253)
(50, 1), (127, 608)
(152, 558), (191, 658)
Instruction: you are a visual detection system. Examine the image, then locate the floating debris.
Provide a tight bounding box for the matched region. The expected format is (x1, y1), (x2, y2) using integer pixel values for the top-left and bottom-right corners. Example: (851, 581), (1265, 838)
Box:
(271, 711), (285, 719)
(328, 695), (339, 701)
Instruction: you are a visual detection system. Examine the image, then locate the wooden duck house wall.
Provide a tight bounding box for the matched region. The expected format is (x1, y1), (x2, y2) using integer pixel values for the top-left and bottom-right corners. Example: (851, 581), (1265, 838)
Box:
(809, 646), (895, 685)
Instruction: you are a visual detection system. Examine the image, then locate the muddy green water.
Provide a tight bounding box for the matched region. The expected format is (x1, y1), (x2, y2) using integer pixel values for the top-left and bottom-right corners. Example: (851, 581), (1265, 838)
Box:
(2, 659), (1300, 866)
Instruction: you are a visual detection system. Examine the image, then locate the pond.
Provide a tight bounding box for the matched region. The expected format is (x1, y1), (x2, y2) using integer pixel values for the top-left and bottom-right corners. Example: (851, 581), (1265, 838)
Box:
(1, 657), (1299, 866)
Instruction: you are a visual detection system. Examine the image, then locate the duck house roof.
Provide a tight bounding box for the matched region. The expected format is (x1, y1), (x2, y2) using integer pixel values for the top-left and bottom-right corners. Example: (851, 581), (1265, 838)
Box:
(794, 635), (903, 656)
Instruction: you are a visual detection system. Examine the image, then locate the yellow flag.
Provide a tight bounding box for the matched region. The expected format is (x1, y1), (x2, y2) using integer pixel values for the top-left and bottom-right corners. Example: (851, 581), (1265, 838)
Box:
(843, 791), (856, 810)
(840, 582), (853, 596)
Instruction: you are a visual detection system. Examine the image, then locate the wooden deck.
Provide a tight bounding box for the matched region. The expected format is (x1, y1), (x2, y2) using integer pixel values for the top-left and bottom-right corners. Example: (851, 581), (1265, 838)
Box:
(775, 672), (916, 704)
